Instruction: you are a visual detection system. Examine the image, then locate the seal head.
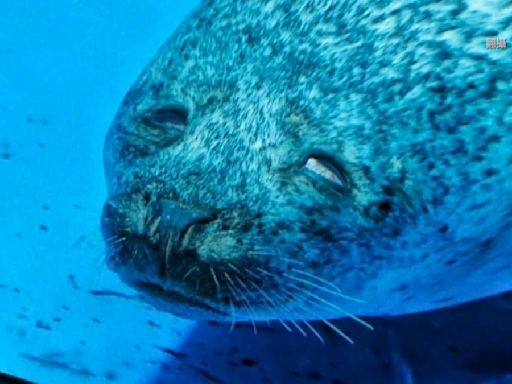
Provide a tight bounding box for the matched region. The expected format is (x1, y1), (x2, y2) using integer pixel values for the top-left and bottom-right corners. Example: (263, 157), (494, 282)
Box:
(102, 0), (512, 322)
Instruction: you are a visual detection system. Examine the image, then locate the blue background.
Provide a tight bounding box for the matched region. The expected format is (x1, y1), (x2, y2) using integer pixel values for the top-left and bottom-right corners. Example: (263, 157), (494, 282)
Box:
(0, 2), (198, 383)
(1, 2), (512, 384)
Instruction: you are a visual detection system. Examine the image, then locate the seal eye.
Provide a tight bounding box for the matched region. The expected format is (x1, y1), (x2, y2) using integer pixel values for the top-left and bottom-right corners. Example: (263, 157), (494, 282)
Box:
(130, 105), (189, 154)
(304, 155), (350, 191)
(141, 106), (188, 132)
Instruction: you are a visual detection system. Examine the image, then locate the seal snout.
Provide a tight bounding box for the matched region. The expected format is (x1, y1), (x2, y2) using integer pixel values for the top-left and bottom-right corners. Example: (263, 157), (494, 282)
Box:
(101, 193), (214, 261)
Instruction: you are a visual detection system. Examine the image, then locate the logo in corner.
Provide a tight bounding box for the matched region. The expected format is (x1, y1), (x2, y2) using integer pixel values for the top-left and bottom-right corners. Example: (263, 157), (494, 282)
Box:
(486, 37), (508, 50)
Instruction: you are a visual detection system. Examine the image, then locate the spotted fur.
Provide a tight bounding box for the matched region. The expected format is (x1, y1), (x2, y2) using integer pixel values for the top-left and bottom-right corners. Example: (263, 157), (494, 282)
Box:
(102, 0), (512, 324)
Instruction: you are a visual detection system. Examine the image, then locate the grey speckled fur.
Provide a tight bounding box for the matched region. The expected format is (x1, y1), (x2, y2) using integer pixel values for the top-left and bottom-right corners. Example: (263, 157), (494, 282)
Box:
(102, 0), (512, 322)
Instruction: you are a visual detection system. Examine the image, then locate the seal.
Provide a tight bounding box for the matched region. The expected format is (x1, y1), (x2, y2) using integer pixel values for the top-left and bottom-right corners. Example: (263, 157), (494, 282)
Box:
(101, 0), (512, 330)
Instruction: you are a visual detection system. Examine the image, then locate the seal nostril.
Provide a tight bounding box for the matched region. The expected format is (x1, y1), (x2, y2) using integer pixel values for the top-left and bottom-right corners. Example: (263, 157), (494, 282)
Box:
(160, 199), (213, 237)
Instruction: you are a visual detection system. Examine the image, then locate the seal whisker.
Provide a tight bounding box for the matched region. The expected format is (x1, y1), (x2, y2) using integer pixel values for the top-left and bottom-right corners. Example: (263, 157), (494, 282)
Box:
(227, 262), (241, 273)
(301, 320), (325, 344)
(223, 272), (258, 335)
(322, 319), (354, 344)
(250, 245), (278, 254)
(272, 291), (308, 337)
(241, 268), (293, 332)
(286, 281), (374, 331)
(290, 268), (364, 301)
(255, 266), (275, 277)
(232, 274), (273, 326)
(290, 319), (308, 337)
(280, 287), (355, 344)
(247, 250), (276, 257)
(223, 280), (242, 333)
(282, 285), (357, 343)
(182, 266), (198, 281)
(248, 279), (293, 332)
(281, 257), (306, 265)
(284, 271), (365, 303)
(108, 235), (127, 245)
(89, 251), (111, 289)
(256, 265), (362, 313)
(164, 236), (173, 269)
(251, 267), (313, 332)
(255, 284), (312, 338)
(243, 267), (264, 280)
(101, 247), (117, 264)
(148, 216), (161, 238)
(228, 297), (237, 333)
(157, 236), (172, 282)
(210, 266), (221, 299)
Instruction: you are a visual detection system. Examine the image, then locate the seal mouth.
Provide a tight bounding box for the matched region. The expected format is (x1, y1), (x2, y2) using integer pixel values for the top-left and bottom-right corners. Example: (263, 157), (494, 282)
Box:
(132, 280), (227, 316)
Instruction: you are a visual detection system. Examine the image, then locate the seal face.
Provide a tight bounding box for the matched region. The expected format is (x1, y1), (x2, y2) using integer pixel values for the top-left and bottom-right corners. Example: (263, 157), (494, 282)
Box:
(102, 0), (512, 322)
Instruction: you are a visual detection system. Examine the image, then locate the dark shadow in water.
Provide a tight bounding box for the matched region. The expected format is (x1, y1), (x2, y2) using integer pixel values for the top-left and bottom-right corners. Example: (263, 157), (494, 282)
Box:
(149, 292), (512, 384)
(0, 372), (36, 384)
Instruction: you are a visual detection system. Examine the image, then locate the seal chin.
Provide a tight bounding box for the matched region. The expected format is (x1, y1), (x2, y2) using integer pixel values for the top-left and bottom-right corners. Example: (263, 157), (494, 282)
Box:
(103, 234), (231, 319)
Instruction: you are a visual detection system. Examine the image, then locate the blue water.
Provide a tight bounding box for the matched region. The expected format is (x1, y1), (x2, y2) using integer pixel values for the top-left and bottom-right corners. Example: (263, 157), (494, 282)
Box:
(0, 2), (197, 383)
(1, 2), (512, 384)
